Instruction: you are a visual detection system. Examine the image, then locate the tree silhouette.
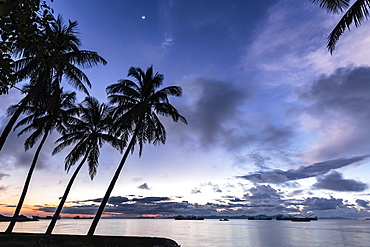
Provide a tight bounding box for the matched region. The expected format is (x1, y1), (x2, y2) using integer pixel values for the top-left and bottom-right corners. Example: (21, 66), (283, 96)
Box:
(0, 14), (106, 151)
(312, 0), (370, 53)
(5, 88), (76, 233)
(87, 66), (187, 236)
(45, 96), (124, 235)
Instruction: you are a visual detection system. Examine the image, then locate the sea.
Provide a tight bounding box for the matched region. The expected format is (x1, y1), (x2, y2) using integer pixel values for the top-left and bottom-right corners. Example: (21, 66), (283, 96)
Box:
(1, 219), (370, 247)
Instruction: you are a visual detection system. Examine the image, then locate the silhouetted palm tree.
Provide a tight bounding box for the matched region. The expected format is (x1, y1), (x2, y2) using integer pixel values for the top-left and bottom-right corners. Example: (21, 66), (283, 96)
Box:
(5, 88), (77, 234)
(0, 14), (107, 151)
(87, 66), (187, 236)
(45, 96), (125, 235)
(312, 0), (370, 53)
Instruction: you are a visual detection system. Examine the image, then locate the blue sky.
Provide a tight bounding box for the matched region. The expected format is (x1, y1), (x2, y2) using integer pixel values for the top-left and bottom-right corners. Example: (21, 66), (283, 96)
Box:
(2, 0), (370, 219)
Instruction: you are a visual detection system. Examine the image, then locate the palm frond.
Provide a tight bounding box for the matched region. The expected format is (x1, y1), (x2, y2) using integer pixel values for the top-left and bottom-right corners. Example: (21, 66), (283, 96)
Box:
(68, 50), (107, 68)
(327, 0), (370, 53)
(312, 0), (351, 13)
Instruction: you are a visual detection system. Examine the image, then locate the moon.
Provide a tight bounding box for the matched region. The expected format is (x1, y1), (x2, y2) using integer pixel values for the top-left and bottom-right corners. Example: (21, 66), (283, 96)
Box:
(141, 16), (146, 20)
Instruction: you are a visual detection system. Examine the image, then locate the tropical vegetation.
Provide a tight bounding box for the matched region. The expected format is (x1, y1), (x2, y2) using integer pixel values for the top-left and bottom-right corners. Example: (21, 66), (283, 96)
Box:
(0, 0), (54, 94)
(312, 0), (370, 53)
(45, 96), (125, 235)
(0, 14), (107, 151)
(87, 66), (187, 236)
(1, 12), (107, 234)
(1, 1), (188, 239)
(5, 88), (77, 233)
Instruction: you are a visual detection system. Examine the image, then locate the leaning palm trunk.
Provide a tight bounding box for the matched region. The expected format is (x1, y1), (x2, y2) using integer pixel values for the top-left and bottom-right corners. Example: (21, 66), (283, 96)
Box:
(87, 131), (138, 236)
(45, 155), (88, 235)
(0, 98), (29, 151)
(5, 132), (49, 233)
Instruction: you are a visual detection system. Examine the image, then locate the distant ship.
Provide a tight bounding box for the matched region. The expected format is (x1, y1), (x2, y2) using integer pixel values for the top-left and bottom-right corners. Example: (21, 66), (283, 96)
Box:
(219, 218), (229, 221)
(73, 216), (93, 219)
(32, 215), (61, 220)
(174, 215), (204, 220)
(276, 215), (293, 220)
(291, 216), (318, 222)
(248, 215), (272, 220)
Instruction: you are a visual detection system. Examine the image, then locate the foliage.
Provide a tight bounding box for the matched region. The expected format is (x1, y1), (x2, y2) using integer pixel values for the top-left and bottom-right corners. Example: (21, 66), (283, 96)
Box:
(312, 0), (370, 53)
(0, 239), (94, 247)
(87, 66), (187, 236)
(0, 0), (54, 94)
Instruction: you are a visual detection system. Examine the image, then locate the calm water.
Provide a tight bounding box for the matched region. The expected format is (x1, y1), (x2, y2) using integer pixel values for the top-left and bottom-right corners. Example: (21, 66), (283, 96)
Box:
(1, 219), (370, 247)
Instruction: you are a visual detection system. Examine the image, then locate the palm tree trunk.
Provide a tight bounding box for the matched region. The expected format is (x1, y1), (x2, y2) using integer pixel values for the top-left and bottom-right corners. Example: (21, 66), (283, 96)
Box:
(87, 131), (138, 236)
(0, 98), (29, 151)
(5, 132), (49, 233)
(45, 155), (88, 235)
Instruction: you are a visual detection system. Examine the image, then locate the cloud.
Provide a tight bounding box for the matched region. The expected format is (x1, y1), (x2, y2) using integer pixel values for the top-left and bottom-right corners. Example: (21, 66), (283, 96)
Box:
(238, 156), (369, 184)
(356, 199), (370, 208)
(159, 0), (175, 48)
(137, 183), (151, 190)
(300, 197), (345, 211)
(299, 65), (370, 159)
(0, 185), (7, 192)
(179, 76), (294, 152)
(313, 171), (368, 192)
(191, 188), (202, 194)
(80, 196), (130, 205)
(200, 182), (222, 193)
(243, 184), (283, 206)
(0, 173), (9, 180)
(32, 193), (370, 219)
(132, 197), (170, 203)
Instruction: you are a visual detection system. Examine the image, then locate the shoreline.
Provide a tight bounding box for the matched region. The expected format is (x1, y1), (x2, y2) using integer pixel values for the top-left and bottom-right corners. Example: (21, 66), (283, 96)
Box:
(0, 232), (180, 247)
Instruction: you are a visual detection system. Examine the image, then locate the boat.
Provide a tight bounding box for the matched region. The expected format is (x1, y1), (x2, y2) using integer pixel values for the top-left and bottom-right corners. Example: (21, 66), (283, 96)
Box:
(174, 215), (204, 220)
(73, 216), (93, 219)
(291, 215), (318, 222)
(276, 215), (293, 220)
(32, 215), (61, 220)
(219, 218), (229, 221)
(291, 217), (311, 222)
(248, 215), (272, 220)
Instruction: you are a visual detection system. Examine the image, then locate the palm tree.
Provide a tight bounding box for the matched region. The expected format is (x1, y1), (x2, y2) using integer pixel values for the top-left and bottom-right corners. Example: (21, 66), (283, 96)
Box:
(0, 14), (107, 151)
(45, 96), (125, 235)
(312, 0), (370, 53)
(5, 87), (77, 234)
(87, 66), (187, 236)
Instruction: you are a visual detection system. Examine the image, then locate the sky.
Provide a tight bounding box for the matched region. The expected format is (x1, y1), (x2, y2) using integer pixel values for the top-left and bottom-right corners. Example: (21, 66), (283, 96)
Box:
(2, 0), (370, 220)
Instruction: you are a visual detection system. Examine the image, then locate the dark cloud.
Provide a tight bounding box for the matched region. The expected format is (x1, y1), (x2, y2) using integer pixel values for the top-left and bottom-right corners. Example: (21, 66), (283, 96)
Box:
(33, 194), (370, 219)
(132, 197), (170, 203)
(356, 199), (370, 208)
(300, 65), (370, 158)
(247, 153), (270, 169)
(178, 76), (294, 152)
(80, 196), (129, 204)
(300, 197), (345, 211)
(301, 66), (370, 117)
(0, 173), (9, 180)
(238, 156), (368, 184)
(243, 184), (283, 206)
(285, 189), (304, 197)
(181, 77), (247, 149)
(313, 171), (368, 192)
(137, 183), (151, 190)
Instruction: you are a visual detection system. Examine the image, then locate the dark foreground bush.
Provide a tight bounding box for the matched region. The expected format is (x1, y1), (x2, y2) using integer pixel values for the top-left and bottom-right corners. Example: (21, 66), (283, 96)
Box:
(0, 239), (94, 247)
(0, 233), (179, 247)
